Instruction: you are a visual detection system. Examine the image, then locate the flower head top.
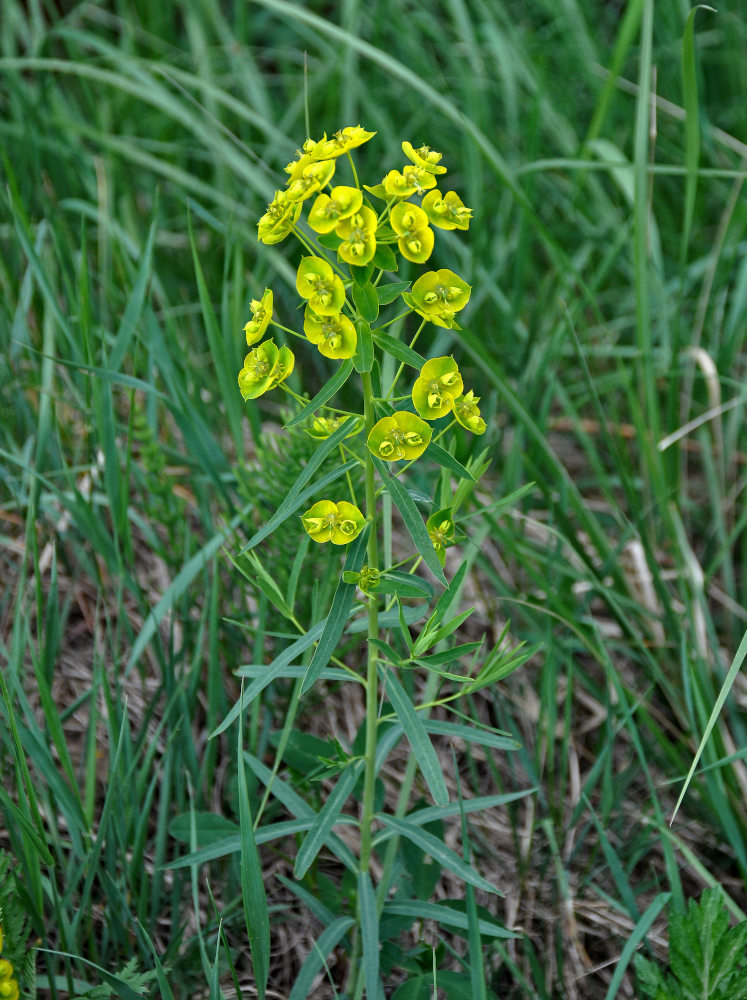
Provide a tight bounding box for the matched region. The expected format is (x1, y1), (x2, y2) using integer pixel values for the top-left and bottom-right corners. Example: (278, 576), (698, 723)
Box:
(367, 411), (432, 462)
(453, 390), (486, 435)
(308, 186), (364, 234)
(302, 499), (366, 544)
(238, 339), (294, 400)
(402, 140), (447, 174)
(257, 190), (302, 245)
(422, 190), (472, 231)
(296, 257), (346, 316)
(303, 308), (357, 360)
(412, 356), (464, 420)
(407, 268), (471, 328)
(390, 202), (434, 264)
(243, 288), (273, 346)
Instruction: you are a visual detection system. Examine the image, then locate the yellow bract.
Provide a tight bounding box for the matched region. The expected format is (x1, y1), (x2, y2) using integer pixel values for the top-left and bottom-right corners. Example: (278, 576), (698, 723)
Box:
(243, 288), (273, 346)
(302, 499), (366, 544)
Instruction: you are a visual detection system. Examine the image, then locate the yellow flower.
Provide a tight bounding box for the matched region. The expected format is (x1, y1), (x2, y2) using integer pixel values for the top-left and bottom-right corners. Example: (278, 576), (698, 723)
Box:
(286, 158), (336, 203)
(367, 411), (432, 462)
(302, 500), (366, 544)
(406, 268), (471, 328)
(390, 202), (434, 264)
(308, 186), (363, 234)
(243, 288), (273, 346)
(402, 140), (447, 174)
(257, 190), (302, 244)
(303, 307), (358, 360)
(453, 390), (487, 435)
(336, 206), (378, 266)
(421, 189), (472, 231)
(296, 257), (346, 316)
(238, 340), (294, 400)
(304, 125), (376, 160)
(412, 357), (464, 420)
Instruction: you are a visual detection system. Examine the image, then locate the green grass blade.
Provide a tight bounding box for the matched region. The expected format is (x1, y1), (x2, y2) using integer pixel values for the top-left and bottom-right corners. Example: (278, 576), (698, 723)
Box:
(213, 620), (326, 737)
(603, 893), (671, 1000)
(672, 628), (747, 823)
(288, 917), (356, 1000)
(681, 5), (717, 254)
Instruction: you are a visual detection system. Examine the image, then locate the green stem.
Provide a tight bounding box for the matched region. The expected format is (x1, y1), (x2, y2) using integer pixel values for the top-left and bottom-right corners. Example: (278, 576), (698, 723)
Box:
(359, 369), (380, 875)
(385, 319), (427, 399)
(347, 370), (381, 1000)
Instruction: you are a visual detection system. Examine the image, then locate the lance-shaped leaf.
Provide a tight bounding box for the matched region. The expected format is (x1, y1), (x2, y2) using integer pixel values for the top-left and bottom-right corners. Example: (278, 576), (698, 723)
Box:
(301, 525), (370, 695)
(385, 668), (448, 806)
(378, 815), (501, 895)
(372, 456), (447, 586)
(294, 760), (363, 877)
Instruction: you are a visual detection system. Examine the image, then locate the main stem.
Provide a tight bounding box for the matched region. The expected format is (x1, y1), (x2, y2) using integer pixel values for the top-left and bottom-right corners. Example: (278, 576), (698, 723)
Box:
(359, 370), (380, 874)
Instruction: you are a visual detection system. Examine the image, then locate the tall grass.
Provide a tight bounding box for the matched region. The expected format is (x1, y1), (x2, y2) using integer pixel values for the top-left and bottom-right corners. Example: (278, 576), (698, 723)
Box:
(0, 0), (745, 996)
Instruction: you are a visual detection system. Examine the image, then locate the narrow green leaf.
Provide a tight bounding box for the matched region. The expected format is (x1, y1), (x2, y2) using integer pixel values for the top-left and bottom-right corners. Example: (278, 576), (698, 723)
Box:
(359, 871), (381, 999)
(371, 330), (425, 369)
(378, 815), (501, 895)
(285, 360), (355, 427)
(352, 280), (379, 322)
(237, 695), (270, 999)
(426, 441), (476, 481)
(413, 607), (475, 656)
(294, 761), (362, 878)
(109, 212), (156, 372)
(376, 280), (410, 305)
(128, 508), (246, 674)
(212, 619), (326, 738)
(372, 456), (447, 585)
(424, 721), (521, 752)
(353, 319), (374, 373)
(672, 627), (747, 822)
(385, 668), (449, 806)
(603, 893), (671, 1000)
(301, 525), (370, 696)
(287, 917), (356, 1000)
(681, 6), (716, 252)
(372, 570), (433, 600)
(243, 752), (358, 873)
(243, 417), (359, 550)
(227, 548), (295, 620)
(414, 640), (484, 666)
(384, 900), (517, 939)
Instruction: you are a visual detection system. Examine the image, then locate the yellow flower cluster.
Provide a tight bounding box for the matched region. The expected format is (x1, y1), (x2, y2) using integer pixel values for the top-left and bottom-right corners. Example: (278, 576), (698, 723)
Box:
(237, 124), (486, 546)
(0, 927), (19, 1000)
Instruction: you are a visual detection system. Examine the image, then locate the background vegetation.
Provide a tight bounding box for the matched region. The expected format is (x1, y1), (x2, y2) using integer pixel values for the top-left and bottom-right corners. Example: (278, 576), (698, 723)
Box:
(1, 0), (745, 996)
